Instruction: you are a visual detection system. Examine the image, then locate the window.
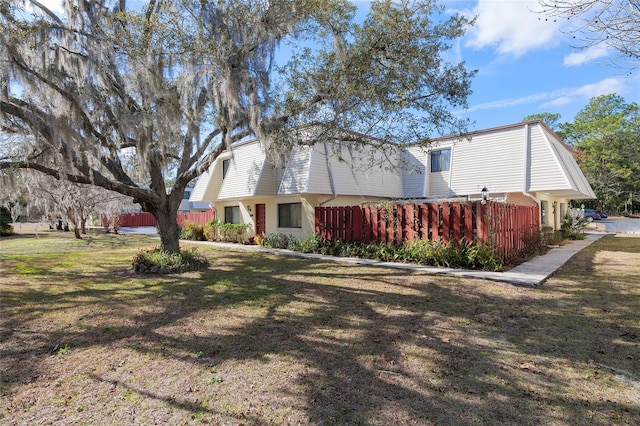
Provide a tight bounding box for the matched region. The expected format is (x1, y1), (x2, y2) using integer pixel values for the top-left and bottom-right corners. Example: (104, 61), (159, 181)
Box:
(222, 159), (230, 179)
(224, 206), (240, 224)
(430, 149), (451, 173)
(278, 203), (302, 228)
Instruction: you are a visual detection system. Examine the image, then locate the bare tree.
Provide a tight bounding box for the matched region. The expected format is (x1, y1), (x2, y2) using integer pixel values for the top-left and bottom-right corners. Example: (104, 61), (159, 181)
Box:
(24, 171), (136, 238)
(538, 0), (640, 67)
(0, 0), (475, 253)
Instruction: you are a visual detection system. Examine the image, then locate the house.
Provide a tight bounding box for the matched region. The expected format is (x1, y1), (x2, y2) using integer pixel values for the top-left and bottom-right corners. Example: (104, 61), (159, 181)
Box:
(189, 120), (595, 239)
(178, 183), (211, 212)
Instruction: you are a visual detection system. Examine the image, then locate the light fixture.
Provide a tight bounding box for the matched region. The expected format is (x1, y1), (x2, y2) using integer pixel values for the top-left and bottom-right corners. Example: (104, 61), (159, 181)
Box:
(481, 186), (489, 205)
(247, 205), (252, 213)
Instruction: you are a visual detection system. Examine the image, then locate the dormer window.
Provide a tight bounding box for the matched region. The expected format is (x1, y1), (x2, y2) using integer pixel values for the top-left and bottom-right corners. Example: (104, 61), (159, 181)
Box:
(430, 149), (451, 173)
(222, 158), (230, 178)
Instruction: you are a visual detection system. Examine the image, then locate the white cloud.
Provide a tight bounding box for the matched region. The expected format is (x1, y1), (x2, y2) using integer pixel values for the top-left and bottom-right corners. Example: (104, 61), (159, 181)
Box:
(463, 77), (629, 114)
(539, 96), (573, 109)
(573, 78), (627, 98)
(564, 46), (610, 67)
(461, 0), (563, 57)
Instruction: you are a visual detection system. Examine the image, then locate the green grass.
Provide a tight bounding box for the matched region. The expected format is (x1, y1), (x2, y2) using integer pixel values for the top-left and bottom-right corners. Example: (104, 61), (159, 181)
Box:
(1, 229), (639, 425)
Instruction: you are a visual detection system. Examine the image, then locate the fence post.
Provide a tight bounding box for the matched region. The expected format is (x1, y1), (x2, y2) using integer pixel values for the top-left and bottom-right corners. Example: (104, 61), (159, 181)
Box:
(475, 201), (488, 245)
(372, 206), (379, 243)
(441, 203), (450, 244)
(395, 205), (404, 246)
(452, 203), (461, 243)
(419, 204), (428, 240)
(429, 203), (439, 241)
(463, 203), (473, 241)
(351, 206), (362, 243)
(404, 204), (415, 243)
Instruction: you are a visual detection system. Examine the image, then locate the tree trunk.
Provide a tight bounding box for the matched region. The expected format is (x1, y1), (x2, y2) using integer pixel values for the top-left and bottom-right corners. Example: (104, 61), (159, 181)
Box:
(154, 205), (181, 253)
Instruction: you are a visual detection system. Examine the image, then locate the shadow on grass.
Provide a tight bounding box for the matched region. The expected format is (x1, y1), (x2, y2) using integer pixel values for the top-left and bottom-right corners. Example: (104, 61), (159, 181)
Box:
(1, 234), (639, 424)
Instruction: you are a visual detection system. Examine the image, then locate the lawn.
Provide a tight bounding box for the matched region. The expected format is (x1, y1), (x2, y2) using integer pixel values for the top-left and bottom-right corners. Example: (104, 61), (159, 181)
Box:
(1, 229), (639, 425)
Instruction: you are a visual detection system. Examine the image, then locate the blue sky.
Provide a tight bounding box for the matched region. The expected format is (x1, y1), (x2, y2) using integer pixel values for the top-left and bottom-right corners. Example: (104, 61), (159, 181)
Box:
(445, 0), (640, 131)
(38, 0), (640, 132)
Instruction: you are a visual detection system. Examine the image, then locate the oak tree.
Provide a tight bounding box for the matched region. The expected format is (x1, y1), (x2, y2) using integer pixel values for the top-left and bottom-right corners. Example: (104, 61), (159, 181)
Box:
(1, 0), (475, 252)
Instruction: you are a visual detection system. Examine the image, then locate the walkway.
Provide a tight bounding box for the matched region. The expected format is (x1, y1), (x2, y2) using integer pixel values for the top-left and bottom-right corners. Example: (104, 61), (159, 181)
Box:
(189, 232), (608, 287)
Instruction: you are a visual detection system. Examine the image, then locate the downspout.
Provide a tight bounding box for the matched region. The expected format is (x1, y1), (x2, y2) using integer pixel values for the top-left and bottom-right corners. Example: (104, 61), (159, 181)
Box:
(447, 145), (454, 197)
(319, 142), (338, 206)
(521, 123), (538, 204)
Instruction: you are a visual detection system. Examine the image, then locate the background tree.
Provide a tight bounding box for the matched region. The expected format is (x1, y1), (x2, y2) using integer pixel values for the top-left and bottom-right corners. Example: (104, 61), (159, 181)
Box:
(522, 112), (562, 132)
(538, 0), (640, 68)
(23, 171), (137, 238)
(563, 94), (640, 212)
(0, 0), (475, 253)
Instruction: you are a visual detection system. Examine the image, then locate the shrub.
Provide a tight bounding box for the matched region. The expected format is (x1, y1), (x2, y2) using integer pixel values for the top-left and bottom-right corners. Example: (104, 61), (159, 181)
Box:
(132, 247), (208, 274)
(180, 221), (206, 241)
(560, 214), (587, 240)
(0, 206), (13, 236)
(203, 219), (220, 241)
(202, 220), (249, 243)
(296, 234), (325, 253)
(217, 222), (250, 243)
(262, 233), (298, 249)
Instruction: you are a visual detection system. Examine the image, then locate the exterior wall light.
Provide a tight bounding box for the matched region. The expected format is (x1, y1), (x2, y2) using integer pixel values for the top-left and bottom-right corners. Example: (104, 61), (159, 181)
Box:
(481, 186), (489, 205)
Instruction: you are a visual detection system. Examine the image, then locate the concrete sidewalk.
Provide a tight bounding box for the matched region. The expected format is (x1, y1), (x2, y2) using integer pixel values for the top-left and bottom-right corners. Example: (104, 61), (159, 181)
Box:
(189, 232), (608, 287)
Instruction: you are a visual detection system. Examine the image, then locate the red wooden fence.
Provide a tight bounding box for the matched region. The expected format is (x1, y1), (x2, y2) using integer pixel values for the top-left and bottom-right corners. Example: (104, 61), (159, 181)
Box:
(315, 201), (539, 260)
(102, 210), (215, 228)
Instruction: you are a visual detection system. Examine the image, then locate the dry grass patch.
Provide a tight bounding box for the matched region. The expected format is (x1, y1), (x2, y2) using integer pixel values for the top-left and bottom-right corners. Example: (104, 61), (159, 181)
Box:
(1, 230), (639, 425)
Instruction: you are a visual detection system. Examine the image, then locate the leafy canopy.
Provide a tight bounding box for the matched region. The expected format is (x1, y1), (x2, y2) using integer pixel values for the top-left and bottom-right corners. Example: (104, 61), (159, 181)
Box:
(1, 0), (476, 252)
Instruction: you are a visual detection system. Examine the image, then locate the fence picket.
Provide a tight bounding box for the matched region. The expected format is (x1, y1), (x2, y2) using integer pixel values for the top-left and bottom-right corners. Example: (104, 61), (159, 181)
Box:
(315, 200), (539, 261)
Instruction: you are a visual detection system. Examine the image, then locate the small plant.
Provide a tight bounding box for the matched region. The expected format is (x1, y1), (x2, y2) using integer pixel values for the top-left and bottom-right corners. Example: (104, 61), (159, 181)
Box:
(180, 221), (206, 241)
(203, 219), (220, 241)
(560, 214), (587, 240)
(132, 247), (209, 274)
(57, 345), (72, 356)
(204, 219), (250, 243)
(209, 373), (224, 384)
(262, 232), (298, 249)
(218, 222), (250, 243)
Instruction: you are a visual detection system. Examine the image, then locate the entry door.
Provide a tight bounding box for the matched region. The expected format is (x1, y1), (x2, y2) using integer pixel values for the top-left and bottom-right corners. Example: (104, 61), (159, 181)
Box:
(255, 204), (266, 236)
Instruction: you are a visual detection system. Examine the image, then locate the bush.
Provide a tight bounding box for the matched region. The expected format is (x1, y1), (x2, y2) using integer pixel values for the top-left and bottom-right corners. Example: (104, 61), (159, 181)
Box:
(261, 233), (298, 249)
(560, 214), (587, 240)
(203, 219), (219, 241)
(132, 247), (208, 274)
(0, 206), (13, 236)
(202, 220), (249, 243)
(180, 221), (206, 241)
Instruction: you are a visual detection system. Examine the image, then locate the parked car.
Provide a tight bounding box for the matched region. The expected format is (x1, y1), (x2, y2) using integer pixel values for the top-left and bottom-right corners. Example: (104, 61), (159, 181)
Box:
(597, 211), (608, 219)
(583, 209), (601, 221)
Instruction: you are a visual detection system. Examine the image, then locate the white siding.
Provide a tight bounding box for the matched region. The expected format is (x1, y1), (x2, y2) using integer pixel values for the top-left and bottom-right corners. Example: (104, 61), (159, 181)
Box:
(528, 125), (568, 192)
(218, 142), (265, 200)
(279, 145), (315, 194)
(401, 147), (427, 198)
(448, 128), (525, 196)
(544, 129), (596, 198)
(189, 169), (213, 202)
(306, 144), (336, 194)
(325, 144), (403, 197)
